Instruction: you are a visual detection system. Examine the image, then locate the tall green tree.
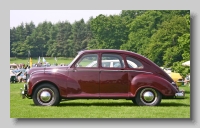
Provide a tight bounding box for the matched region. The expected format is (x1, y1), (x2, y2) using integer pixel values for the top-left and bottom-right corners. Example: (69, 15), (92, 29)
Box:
(71, 19), (88, 56)
(84, 17), (98, 50)
(148, 15), (189, 66)
(46, 21), (73, 57)
(11, 23), (31, 57)
(26, 21), (52, 57)
(120, 10), (163, 55)
(120, 10), (146, 24)
(91, 14), (129, 49)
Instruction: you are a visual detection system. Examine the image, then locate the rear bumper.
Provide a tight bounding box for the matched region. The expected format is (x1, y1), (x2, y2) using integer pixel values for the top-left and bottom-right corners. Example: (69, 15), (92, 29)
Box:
(175, 90), (185, 98)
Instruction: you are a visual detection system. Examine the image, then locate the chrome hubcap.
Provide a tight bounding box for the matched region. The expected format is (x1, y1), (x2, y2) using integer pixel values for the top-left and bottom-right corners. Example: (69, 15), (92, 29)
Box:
(37, 88), (54, 104)
(143, 91), (154, 102)
(140, 88), (157, 103)
(40, 91), (51, 102)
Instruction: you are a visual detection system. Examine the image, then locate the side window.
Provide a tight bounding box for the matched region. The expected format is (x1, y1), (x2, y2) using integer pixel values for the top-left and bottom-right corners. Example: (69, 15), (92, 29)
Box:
(76, 54), (98, 68)
(126, 57), (144, 69)
(102, 62), (110, 67)
(101, 54), (124, 68)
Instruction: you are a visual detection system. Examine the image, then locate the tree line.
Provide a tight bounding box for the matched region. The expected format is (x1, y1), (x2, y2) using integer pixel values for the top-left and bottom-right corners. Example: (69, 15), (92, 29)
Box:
(10, 10), (190, 76)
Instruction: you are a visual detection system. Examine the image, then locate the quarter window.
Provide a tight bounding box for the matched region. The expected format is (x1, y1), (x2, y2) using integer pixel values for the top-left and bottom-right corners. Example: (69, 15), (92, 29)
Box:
(126, 57), (144, 69)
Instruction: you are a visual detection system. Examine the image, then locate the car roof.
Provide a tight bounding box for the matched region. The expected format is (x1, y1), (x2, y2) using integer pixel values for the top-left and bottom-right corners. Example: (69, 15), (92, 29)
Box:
(79, 49), (147, 59)
(79, 49), (136, 54)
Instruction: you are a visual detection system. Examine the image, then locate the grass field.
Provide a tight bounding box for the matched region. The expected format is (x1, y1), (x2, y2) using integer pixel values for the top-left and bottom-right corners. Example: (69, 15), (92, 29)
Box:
(10, 57), (74, 65)
(10, 83), (190, 118)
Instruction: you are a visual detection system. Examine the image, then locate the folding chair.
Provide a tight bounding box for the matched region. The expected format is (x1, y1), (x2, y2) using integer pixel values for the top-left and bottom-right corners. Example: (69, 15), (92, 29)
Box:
(10, 76), (17, 83)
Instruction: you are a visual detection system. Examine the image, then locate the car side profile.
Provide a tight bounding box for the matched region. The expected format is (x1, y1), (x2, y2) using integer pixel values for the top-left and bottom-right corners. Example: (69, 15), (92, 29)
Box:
(21, 49), (185, 106)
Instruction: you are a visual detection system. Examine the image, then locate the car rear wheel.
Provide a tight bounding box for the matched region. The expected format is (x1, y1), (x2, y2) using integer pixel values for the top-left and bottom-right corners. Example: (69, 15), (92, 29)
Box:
(32, 84), (60, 106)
(131, 98), (137, 104)
(135, 88), (162, 106)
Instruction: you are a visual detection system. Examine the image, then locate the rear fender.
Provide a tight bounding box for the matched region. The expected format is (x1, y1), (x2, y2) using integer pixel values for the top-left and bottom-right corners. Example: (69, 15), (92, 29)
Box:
(130, 74), (178, 97)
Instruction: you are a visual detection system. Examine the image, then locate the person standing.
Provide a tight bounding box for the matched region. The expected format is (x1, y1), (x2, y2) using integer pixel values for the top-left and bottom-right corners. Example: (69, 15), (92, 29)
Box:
(184, 73), (190, 86)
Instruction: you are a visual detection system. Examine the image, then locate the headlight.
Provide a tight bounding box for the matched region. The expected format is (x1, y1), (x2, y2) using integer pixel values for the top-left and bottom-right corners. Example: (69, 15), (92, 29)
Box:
(52, 69), (58, 72)
(27, 79), (29, 83)
(26, 74), (30, 79)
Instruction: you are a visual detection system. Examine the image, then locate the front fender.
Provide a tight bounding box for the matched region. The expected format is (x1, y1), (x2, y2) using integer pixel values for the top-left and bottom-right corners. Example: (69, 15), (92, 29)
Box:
(130, 74), (178, 97)
(28, 71), (67, 96)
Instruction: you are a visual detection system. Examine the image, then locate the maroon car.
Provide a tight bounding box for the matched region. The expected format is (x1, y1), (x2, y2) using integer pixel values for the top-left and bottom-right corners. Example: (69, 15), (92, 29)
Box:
(20, 49), (185, 106)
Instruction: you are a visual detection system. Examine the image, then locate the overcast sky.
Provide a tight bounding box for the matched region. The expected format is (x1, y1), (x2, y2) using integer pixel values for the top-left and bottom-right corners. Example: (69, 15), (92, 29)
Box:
(10, 10), (122, 28)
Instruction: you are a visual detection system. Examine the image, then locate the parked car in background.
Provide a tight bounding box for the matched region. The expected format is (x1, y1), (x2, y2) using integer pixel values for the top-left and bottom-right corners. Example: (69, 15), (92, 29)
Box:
(10, 63), (18, 70)
(21, 49), (185, 106)
(32, 63), (51, 67)
(160, 67), (184, 86)
(168, 72), (184, 86)
(10, 70), (18, 83)
(12, 69), (26, 82)
(86, 59), (139, 68)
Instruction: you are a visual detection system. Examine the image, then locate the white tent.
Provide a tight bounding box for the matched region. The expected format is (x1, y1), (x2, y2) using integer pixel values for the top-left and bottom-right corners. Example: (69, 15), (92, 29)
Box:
(182, 61), (190, 66)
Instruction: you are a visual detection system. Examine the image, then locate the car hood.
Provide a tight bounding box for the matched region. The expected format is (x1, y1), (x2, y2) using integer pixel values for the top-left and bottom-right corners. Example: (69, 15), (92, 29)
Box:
(27, 66), (69, 75)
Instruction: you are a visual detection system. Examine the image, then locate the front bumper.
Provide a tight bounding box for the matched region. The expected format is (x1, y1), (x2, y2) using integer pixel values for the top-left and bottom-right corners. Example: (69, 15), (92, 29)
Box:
(175, 90), (185, 98)
(20, 84), (28, 99)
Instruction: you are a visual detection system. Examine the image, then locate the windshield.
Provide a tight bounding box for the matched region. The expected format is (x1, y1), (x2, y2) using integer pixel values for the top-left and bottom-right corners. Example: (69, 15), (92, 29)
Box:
(68, 53), (82, 67)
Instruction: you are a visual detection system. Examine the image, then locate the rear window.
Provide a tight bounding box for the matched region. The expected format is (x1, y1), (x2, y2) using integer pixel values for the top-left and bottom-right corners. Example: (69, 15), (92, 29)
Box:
(102, 54), (125, 68)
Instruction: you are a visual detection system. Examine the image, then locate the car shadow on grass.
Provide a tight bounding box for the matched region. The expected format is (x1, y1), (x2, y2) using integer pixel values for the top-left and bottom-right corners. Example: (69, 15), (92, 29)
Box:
(55, 101), (190, 107)
(29, 101), (190, 107)
(183, 90), (190, 94)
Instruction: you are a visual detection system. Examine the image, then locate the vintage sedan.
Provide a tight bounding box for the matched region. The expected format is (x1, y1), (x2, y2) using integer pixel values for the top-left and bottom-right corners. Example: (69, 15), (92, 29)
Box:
(20, 49), (185, 106)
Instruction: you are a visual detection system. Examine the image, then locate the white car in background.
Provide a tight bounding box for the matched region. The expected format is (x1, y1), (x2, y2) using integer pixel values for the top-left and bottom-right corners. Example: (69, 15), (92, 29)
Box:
(10, 63), (18, 70)
(10, 70), (18, 83)
(86, 60), (139, 68)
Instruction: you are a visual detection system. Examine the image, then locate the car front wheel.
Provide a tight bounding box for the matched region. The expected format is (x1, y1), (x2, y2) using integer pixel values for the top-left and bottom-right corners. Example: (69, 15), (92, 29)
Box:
(32, 84), (60, 106)
(134, 88), (162, 106)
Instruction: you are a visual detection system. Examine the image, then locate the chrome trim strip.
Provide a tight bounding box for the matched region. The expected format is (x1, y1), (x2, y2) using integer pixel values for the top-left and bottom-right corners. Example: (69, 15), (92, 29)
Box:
(30, 70), (44, 75)
(68, 69), (152, 74)
(31, 69), (152, 74)
(31, 69), (66, 75)
(100, 70), (152, 74)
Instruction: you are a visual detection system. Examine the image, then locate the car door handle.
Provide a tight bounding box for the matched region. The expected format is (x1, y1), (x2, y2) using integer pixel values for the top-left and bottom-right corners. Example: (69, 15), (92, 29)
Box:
(120, 69), (124, 72)
(73, 69), (77, 72)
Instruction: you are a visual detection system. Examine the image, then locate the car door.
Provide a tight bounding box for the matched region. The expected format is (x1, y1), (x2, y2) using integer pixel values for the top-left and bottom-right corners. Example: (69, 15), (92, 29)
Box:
(99, 53), (129, 98)
(67, 53), (100, 98)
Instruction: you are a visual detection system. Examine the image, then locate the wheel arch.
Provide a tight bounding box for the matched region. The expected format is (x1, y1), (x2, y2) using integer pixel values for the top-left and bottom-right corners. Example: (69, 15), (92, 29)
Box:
(134, 85), (164, 98)
(32, 81), (61, 98)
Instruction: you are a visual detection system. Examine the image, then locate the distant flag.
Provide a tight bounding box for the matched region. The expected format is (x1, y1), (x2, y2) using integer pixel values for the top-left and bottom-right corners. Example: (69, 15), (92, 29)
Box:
(38, 56), (40, 63)
(55, 57), (57, 62)
(29, 57), (32, 68)
(42, 57), (46, 63)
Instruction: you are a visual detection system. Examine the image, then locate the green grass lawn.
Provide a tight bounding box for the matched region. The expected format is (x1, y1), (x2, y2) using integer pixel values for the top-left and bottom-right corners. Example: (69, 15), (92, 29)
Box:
(10, 83), (190, 118)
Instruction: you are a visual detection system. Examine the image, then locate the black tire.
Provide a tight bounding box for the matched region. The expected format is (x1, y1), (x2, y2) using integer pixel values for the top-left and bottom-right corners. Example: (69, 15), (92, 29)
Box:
(32, 83), (60, 106)
(132, 98), (137, 105)
(135, 88), (162, 106)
